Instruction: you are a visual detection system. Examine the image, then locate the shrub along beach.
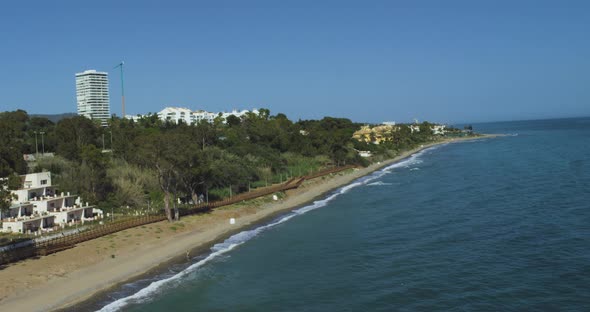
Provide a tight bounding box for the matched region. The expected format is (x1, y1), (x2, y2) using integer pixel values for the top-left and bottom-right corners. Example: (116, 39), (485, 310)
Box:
(0, 109), (485, 310)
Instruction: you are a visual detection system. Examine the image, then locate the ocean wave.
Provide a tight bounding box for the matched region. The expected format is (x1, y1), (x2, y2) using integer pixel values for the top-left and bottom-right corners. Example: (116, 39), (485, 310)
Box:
(97, 145), (436, 311)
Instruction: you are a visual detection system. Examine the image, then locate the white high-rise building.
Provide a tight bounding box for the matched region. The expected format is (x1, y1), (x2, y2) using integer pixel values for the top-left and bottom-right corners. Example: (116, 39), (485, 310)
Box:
(76, 70), (110, 126)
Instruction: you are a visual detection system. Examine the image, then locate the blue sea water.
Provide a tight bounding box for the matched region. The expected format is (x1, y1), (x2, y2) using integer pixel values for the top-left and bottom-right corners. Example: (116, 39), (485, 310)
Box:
(91, 117), (590, 311)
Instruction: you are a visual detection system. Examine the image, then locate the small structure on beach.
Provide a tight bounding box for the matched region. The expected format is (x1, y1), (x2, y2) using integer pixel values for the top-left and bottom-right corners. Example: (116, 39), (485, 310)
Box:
(357, 150), (373, 158)
(1, 172), (103, 234)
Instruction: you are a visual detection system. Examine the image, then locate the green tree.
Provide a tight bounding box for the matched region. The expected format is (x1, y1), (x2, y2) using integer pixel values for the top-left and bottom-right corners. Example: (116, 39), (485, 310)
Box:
(0, 178), (15, 215)
(79, 144), (111, 203)
(55, 116), (99, 161)
(134, 132), (179, 221)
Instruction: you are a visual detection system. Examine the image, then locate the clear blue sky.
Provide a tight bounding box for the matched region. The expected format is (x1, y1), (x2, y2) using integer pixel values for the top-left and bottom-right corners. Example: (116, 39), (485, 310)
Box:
(1, 0), (588, 123)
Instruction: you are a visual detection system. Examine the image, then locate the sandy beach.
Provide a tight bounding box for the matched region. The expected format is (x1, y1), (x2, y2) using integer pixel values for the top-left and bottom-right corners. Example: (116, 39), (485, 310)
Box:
(0, 136), (491, 311)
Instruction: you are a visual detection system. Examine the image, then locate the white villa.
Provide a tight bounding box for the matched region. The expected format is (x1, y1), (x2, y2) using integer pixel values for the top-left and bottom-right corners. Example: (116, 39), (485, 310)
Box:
(409, 124), (447, 135)
(431, 124), (447, 135)
(1, 172), (103, 234)
(126, 107), (260, 125)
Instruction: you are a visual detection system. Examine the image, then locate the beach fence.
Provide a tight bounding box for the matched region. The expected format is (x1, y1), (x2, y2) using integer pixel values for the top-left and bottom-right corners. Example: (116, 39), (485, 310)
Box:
(303, 164), (357, 180)
(0, 165), (357, 266)
(183, 176), (306, 216)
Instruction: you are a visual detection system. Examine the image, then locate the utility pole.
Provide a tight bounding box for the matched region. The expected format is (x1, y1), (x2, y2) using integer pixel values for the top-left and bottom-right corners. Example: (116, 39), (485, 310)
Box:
(40, 131), (45, 155)
(34, 131), (39, 156)
(114, 61), (125, 117)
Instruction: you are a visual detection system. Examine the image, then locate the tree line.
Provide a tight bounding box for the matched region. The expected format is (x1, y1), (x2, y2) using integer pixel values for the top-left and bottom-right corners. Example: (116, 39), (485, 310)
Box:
(0, 109), (443, 221)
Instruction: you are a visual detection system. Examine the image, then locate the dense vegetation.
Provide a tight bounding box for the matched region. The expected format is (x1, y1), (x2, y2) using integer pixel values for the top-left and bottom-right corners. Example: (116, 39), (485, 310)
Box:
(0, 109), (448, 222)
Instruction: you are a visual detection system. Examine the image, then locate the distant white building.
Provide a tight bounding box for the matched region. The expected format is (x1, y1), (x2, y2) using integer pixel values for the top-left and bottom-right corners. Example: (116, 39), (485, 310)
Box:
(193, 110), (218, 124)
(220, 109), (259, 121)
(431, 125), (447, 135)
(409, 124), (446, 135)
(158, 107), (194, 124)
(1, 172), (102, 234)
(76, 70), (110, 126)
(357, 150), (373, 158)
(127, 107), (259, 125)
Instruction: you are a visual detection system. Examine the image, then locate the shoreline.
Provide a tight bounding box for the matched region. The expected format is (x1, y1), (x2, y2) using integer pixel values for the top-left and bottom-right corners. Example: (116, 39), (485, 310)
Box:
(0, 135), (494, 312)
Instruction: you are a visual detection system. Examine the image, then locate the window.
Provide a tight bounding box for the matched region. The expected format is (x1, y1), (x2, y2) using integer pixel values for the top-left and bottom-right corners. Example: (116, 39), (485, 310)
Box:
(40, 179), (47, 185)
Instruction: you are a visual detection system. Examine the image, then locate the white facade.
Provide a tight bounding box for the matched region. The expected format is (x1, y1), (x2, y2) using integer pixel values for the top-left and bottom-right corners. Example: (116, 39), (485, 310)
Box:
(431, 125), (447, 135)
(1, 215), (56, 234)
(220, 109), (259, 121)
(127, 107), (259, 125)
(193, 110), (218, 124)
(358, 150), (373, 157)
(1, 172), (102, 233)
(76, 70), (110, 126)
(158, 107), (195, 124)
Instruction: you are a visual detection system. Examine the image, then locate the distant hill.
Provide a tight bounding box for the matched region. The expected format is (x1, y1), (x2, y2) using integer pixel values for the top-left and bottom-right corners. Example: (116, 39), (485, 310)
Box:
(31, 113), (77, 123)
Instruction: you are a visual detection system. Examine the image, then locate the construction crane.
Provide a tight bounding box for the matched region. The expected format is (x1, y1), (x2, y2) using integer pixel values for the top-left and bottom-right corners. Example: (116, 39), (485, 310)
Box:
(114, 61), (125, 117)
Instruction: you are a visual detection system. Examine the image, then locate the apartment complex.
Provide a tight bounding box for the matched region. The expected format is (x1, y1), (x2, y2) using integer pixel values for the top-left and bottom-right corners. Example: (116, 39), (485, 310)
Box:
(1, 172), (102, 233)
(127, 107), (259, 124)
(76, 70), (110, 126)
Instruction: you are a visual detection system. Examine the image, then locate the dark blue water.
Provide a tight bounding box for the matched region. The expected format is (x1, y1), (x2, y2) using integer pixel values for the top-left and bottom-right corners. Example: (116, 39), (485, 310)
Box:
(97, 117), (590, 311)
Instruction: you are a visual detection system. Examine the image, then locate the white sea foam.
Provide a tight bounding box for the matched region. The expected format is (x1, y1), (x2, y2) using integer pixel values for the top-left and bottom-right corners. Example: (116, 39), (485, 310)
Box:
(97, 145), (437, 311)
(367, 181), (393, 186)
(98, 242), (242, 312)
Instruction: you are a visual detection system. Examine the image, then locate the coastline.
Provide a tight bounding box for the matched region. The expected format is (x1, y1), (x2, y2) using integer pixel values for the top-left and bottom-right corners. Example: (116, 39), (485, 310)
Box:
(0, 135), (493, 311)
